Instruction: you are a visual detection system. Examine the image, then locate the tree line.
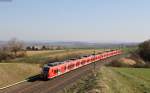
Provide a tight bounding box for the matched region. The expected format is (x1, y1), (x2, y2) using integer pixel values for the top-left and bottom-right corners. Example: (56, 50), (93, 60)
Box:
(0, 38), (65, 62)
(26, 45), (64, 51)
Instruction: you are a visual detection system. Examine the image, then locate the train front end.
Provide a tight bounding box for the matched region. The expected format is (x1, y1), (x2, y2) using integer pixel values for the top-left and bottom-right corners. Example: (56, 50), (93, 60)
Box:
(41, 64), (50, 80)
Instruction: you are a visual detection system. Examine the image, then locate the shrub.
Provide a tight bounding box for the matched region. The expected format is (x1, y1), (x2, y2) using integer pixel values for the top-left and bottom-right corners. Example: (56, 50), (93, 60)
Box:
(0, 51), (10, 61)
(133, 63), (150, 68)
(106, 60), (130, 67)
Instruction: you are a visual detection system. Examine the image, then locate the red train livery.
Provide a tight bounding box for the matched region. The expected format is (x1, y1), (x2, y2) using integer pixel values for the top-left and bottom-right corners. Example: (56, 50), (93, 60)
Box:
(41, 49), (122, 80)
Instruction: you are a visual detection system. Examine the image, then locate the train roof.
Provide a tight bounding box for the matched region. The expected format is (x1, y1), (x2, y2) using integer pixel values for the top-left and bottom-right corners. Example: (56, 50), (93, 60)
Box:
(47, 62), (64, 66)
(80, 54), (92, 58)
(69, 58), (78, 60)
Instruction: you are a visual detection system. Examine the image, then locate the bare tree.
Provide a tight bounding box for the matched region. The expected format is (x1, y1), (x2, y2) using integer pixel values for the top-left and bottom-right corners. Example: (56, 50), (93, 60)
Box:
(0, 44), (10, 61)
(7, 38), (24, 56)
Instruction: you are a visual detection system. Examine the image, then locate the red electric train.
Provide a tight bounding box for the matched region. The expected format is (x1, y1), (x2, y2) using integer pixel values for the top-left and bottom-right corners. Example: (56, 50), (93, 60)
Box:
(41, 49), (122, 80)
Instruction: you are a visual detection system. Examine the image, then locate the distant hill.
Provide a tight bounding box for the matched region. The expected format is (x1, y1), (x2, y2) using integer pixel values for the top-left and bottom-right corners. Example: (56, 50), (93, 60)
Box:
(0, 40), (138, 48)
(24, 41), (139, 49)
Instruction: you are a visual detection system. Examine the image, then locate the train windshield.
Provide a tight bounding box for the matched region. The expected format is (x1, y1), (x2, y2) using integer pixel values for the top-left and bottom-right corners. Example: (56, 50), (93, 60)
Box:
(43, 67), (49, 72)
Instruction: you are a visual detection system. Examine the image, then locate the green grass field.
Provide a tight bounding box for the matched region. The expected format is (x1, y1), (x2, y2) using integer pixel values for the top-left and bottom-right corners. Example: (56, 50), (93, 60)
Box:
(121, 47), (137, 53)
(64, 67), (150, 93)
(112, 67), (150, 93)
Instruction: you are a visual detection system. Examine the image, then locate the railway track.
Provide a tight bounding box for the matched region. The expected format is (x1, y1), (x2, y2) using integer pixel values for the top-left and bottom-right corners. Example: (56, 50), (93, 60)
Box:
(0, 54), (125, 93)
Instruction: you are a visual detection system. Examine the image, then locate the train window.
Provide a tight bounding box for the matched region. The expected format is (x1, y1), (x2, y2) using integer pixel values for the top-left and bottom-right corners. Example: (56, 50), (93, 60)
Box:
(76, 63), (78, 66)
(64, 66), (66, 70)
(81, 62), (83, 65)
(54, 69), (58, 74)
(68, 65), (70, 69)
(43, 67), (49, 71)
(67, 64), (75, 69)
(81, 60), (85, 64)
(76, 62), (80, 66)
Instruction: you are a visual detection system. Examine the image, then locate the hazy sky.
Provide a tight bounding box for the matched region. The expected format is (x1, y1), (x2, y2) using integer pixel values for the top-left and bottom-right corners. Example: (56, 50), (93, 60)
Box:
(0, 0), (150, 42)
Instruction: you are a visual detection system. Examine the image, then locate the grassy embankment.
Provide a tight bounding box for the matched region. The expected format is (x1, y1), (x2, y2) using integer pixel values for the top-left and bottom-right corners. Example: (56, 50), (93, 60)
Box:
(0, 49), (102, 88)
(0, 63), (40, 88)
(64, 67), (150, 93)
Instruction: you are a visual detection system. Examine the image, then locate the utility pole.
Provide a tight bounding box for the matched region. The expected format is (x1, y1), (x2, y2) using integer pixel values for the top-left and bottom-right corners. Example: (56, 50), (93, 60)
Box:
(93, 49), (96, 76)
(93, 49), (96, 70)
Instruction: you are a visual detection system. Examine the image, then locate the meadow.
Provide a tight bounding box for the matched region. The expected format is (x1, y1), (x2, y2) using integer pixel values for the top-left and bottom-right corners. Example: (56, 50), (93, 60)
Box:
(64, 67), (150, 93)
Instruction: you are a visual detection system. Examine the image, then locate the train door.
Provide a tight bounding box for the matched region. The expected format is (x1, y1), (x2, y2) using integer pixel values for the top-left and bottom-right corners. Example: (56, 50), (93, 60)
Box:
(75, 61), (80, 68)
(48, 68), (56, 78)
(52, 67), (61, 77)
(60, 65), (65, 74)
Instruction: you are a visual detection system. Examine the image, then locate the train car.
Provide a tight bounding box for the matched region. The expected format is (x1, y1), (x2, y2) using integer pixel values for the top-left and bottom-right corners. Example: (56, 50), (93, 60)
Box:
(41, 49), (122, 80)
